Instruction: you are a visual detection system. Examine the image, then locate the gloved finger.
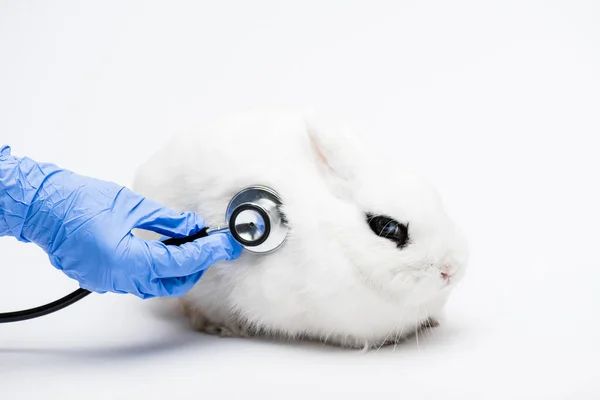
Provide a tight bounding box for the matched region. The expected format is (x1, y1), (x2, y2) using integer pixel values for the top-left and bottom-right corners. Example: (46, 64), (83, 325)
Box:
(151, 271), (205, 298)
(148, 233), (242, 278)
(133, 197), (206, 238)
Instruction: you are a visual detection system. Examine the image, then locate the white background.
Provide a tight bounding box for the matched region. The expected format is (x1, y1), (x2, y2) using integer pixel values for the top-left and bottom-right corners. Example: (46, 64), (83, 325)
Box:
(1, 1), (599, 399)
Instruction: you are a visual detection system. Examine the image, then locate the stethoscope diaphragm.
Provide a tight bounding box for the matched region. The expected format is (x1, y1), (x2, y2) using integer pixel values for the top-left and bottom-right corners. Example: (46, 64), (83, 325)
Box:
(209, 185), (288, 254)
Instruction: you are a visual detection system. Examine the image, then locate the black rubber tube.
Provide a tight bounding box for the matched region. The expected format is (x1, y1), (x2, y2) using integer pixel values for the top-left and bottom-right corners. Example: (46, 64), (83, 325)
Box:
(0, 288), (92, 323)
(0, 230), (209, 324)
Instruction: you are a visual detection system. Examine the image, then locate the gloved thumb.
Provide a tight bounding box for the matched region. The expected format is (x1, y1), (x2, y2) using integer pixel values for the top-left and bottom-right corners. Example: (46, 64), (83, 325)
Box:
(133, 197), (206, 238)
(149, 232), (242, 278)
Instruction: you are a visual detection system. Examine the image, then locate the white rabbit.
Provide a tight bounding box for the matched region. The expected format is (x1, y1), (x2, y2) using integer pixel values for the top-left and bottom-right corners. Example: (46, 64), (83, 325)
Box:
(133, 112), (468, 348)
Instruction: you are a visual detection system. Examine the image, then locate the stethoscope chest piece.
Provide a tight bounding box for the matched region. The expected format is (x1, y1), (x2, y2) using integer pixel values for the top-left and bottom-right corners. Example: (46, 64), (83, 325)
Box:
(224, 186), (288, 253)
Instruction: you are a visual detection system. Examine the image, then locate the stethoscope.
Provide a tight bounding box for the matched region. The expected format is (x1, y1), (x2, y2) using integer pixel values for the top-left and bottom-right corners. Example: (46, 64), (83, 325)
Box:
(0, 186), (289, 324)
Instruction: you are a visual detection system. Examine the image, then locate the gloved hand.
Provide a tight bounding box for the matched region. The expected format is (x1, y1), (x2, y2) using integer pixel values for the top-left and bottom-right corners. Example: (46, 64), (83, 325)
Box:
(0, 145), (242, 299)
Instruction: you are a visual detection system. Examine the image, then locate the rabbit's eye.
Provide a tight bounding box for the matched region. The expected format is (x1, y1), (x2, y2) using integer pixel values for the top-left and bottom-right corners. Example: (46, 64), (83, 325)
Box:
(366, 213), (409, 248)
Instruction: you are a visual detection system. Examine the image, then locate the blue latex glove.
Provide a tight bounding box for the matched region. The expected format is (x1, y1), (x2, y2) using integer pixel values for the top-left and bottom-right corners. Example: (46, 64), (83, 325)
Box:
(0, 145), (242, 299)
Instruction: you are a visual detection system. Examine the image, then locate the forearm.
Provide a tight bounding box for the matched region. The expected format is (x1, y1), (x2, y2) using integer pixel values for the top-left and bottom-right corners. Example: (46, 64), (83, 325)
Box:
(0, 145), (62, 241)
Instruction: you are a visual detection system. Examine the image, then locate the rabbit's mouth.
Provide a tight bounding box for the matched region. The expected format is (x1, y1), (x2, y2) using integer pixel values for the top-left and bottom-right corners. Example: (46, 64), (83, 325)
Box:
(350, 259), (462, 306)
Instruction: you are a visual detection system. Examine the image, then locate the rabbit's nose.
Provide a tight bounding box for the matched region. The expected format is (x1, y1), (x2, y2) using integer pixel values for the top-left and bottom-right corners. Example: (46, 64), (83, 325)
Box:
(441, 271), (452, 281)
(440, 264), (456, 282)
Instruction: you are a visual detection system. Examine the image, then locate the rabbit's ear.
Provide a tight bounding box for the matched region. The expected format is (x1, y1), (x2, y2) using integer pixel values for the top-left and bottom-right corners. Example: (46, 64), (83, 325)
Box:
(304, 115), (363, 200)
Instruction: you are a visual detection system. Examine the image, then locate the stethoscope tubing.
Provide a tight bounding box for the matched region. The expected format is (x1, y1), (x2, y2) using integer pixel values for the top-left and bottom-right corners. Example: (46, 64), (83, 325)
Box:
(0, 229), (211, 324)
